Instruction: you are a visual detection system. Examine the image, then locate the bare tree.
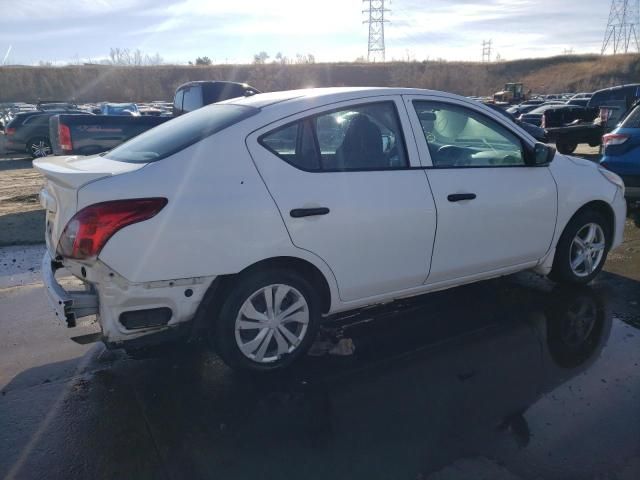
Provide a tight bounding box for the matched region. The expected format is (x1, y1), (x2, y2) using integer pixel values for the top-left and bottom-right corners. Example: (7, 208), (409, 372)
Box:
(295, 53), (315, 64)
(108, 47), (163, 66)
(253, 51), (269, 64)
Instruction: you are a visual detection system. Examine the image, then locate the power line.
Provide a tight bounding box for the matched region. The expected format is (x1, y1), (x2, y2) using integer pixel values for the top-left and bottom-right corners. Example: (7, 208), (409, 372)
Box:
(363, 1), (389, 62)
(482, 39), (492, 63)
(602, 0), (640, 54)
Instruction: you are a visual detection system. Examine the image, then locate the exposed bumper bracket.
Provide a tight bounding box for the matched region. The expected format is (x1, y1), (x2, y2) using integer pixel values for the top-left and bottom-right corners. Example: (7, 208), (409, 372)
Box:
(42, 253), (98, 327)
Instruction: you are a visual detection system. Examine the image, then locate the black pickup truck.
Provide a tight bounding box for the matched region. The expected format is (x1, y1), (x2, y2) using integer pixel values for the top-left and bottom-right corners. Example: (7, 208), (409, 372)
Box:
(541, 106), (600, 154)
(50, 114), (169, 156)
(48, 80), (260, 155)
(543, 84), (640, 154)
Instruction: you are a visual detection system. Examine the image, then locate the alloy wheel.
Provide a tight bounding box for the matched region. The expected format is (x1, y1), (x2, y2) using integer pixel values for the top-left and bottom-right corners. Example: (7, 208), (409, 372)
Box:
(569, 223), (605, 278)
(30, 140), (51, 157)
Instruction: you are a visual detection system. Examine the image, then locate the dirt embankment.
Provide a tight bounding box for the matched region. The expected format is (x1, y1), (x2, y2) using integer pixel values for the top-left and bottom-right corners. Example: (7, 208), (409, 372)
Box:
(1, 54), (639, 102)
(0, 157), (44, 246)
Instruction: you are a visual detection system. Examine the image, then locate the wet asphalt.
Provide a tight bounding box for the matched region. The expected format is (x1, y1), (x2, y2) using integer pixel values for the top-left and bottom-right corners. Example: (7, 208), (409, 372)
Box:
(1, 257), (639, 480)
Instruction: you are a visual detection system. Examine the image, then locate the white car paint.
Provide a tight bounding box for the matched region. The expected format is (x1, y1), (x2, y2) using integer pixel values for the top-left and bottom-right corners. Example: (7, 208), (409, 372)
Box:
(34, 87), (626, 348)
(246, 96), (437, 301)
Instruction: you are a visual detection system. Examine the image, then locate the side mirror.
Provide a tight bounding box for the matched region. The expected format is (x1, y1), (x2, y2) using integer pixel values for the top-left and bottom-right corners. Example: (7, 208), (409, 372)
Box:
(528, 142), (555, 166)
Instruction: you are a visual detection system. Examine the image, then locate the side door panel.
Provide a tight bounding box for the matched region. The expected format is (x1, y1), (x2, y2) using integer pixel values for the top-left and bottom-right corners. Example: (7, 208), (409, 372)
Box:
(425, 168), (557, 283)
(247, 97), (437, 303)
(403, 94), (558, 284)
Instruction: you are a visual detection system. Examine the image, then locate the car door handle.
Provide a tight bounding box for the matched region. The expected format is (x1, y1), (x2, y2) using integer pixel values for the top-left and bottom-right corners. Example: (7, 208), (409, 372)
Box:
(447, 193), (476, 202)
(290, 207), (330, 218)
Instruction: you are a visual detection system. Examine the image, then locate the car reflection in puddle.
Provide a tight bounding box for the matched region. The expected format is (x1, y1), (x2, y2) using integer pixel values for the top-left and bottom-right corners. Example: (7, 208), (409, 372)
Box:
(115, 276), (623, 479)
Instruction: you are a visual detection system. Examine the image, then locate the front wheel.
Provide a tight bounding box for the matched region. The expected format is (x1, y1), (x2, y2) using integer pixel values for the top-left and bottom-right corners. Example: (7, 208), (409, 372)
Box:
(210, 269), (321, 371)
(549, 210), (610, 285)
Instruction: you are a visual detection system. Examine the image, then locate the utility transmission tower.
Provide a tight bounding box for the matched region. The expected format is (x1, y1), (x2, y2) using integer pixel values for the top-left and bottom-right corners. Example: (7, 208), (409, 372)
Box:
(482, 40), (492, 63)
(601, 0), (640, 54)
(363, 1), (389, 62)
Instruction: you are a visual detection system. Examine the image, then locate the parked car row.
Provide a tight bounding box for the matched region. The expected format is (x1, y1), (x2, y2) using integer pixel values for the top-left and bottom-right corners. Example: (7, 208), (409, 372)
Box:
(601, 99), (640, 213)
(1, 81), (260, 157)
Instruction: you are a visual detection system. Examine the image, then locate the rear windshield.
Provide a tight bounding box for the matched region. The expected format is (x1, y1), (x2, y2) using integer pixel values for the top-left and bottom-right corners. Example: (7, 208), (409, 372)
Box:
(105, 104), (259, 163)
(620, 105), (640, 128)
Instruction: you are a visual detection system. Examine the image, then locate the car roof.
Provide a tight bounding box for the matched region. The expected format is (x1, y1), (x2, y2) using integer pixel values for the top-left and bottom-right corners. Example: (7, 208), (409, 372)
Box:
(216, 87), (540, 145)
(12, 111), (53, 120)
(222, 87), (465, 110)
(593, 83), (640, 94)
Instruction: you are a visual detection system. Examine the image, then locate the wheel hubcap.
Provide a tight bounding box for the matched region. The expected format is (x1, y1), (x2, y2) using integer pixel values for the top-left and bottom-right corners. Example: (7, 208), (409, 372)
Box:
(570, 223), (605, 277)
(31, 141), (51, 157)
(234, 284), (309, 363)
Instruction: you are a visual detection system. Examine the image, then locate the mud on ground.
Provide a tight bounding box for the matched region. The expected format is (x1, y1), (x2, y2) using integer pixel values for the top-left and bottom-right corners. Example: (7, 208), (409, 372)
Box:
(0, 157), (44, 246)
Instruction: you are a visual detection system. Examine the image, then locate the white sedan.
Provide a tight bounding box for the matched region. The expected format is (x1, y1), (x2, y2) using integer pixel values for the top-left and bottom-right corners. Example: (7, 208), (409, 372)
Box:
(35, 87), (626, 370)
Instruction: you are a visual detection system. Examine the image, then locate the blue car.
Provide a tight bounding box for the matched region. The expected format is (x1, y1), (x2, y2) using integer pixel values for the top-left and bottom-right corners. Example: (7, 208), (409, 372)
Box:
(601, 102), (640, 207)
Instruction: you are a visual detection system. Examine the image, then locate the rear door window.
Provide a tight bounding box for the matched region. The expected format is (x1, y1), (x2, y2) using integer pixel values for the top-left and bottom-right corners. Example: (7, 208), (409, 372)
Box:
(259, 101), (408, 171)
(105, 104), (258, 163)
(24, 115), (49, 125)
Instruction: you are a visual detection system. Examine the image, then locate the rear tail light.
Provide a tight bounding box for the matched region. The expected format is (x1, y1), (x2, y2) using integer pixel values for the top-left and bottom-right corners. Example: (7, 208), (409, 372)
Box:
(540, 113), (546, 129)
(58, 123), (72, 152)
(602, 133), (629, 147)
(5, 127), (15, 136)
(57, 198), (167, 260)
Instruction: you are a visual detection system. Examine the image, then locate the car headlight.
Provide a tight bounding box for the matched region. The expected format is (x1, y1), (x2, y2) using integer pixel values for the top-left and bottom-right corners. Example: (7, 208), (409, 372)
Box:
(598, 166), (625, 193)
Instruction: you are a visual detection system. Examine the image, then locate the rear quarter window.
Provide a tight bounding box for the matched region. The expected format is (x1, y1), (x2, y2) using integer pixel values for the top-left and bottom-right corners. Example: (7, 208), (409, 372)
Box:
(620, 105), (640, 128)
(104, 104), (259, 163)
(182, 86), (203, 113)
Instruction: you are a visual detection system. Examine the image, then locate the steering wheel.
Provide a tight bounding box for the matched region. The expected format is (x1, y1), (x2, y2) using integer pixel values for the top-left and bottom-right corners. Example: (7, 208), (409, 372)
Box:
(437, 145), (470, 166)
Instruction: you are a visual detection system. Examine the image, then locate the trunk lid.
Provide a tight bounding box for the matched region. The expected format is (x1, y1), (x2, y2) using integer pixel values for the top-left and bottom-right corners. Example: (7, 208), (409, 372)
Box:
(33, 155), (146, 257)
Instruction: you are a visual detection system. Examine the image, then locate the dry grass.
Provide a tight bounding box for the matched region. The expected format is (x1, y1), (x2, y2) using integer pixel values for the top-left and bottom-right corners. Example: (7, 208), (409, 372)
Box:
(1, 54), (639, 102)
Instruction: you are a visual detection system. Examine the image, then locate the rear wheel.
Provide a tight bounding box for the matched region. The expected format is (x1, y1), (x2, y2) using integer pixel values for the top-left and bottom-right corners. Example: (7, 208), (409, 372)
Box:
(210, 269), (321, 371)
(556, 141), (577, 155)
(27, 137), (52, 158)
(549, 210), (610, 285)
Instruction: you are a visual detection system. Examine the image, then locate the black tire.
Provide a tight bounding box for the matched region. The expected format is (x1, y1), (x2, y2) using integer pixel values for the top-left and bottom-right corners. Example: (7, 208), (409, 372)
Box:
(556, 141), (577, 155)
(210, 268), (321, 371)
(27, 137), (52, 158)
(549, 209), (610, 285)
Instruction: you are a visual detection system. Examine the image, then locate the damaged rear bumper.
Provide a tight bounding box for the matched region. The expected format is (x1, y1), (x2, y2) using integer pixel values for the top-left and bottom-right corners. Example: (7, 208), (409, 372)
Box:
(42, 252), (98, 327)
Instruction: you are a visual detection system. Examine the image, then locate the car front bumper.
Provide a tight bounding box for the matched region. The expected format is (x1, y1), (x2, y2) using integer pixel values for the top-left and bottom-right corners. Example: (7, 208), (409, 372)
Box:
(41, 252), (98, 327)
(612, 187), (627, 250)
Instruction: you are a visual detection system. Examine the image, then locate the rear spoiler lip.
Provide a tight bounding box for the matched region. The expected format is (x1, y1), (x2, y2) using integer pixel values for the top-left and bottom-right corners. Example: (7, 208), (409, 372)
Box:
(33, 155), (144, 190)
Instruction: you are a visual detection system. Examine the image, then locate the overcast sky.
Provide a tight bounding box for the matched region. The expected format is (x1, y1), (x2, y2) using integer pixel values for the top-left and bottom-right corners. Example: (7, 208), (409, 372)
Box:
(0, 0), (612, 65)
